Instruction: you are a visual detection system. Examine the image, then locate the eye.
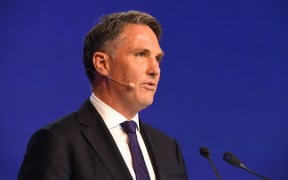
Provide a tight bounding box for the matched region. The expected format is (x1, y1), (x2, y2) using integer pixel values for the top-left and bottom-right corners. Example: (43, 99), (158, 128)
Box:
(135, 51), (147, 57)
(156, 54), (164, 64)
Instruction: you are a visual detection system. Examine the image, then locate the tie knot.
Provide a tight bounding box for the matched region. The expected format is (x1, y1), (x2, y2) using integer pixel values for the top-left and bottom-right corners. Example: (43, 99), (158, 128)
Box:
(121, 120), (137, 134)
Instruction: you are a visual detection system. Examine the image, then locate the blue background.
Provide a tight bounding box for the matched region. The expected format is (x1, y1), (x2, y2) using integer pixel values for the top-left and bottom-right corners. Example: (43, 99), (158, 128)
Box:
(1, 0), (287, 179)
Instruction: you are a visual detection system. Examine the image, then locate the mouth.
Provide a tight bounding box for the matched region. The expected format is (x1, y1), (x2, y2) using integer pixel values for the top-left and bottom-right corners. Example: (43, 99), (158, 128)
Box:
(142, 82), (157, 91)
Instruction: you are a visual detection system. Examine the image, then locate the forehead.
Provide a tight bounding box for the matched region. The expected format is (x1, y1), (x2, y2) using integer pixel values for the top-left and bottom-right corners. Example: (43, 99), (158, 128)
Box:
(118, 24), (162, 50)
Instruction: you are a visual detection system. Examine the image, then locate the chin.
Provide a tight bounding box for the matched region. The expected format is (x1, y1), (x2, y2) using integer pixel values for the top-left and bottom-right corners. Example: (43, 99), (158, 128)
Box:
(138, 99), (154, 110)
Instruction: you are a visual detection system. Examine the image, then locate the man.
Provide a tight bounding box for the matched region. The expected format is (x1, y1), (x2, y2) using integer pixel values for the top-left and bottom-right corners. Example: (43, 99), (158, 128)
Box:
(18, 10), (188, 180)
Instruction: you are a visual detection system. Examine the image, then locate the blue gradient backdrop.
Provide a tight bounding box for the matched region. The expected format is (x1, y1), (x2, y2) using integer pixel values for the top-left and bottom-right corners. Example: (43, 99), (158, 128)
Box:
(1, 0), (288, 179)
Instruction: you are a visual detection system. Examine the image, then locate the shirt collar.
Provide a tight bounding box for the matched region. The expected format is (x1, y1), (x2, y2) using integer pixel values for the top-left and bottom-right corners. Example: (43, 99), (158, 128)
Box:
(89, 93), (140, 130)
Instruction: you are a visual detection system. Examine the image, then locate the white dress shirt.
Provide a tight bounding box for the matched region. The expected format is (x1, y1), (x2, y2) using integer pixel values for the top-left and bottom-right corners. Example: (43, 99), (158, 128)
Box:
(90, 93), (156, 180)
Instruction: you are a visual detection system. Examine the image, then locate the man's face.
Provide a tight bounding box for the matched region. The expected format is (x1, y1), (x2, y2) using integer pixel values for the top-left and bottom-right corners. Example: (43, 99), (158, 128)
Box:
(109, 24), (164, 112)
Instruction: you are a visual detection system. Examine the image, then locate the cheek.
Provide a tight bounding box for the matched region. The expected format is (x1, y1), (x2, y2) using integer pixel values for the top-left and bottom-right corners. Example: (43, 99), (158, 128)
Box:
(128, 68), (143, 81)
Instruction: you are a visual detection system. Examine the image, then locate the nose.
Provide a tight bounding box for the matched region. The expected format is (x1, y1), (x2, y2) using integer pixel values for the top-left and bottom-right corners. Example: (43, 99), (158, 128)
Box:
(147, 58), (161, 77)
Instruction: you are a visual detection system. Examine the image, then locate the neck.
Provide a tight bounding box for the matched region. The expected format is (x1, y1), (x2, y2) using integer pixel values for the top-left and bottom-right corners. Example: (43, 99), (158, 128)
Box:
(92, 89), (138, 120)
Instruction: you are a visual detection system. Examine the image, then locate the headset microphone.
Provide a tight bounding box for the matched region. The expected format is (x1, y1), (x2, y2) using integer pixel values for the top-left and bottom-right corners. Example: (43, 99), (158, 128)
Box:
(86, 68), (135, 89)
(107, 76), (135, 89)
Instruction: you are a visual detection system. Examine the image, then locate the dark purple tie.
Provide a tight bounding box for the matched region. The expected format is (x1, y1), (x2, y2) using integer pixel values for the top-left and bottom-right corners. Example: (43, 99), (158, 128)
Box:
(121, 121), (151, 180)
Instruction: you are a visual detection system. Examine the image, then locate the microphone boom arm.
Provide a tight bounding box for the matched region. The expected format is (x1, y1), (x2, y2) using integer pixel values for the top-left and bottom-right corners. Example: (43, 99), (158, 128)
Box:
(240, 164), (270, 180)
(207, 158), (222, 180)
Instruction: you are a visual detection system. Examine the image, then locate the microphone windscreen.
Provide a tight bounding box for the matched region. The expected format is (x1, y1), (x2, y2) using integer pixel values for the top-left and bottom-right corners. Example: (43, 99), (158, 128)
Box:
(199, 147), (210, 158)
(223, 152), (242, 167)
(128, 82), (135, 88)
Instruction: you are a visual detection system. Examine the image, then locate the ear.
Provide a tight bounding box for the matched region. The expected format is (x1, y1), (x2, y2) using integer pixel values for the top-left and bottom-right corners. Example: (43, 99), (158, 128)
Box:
(92, 52), (110, 76)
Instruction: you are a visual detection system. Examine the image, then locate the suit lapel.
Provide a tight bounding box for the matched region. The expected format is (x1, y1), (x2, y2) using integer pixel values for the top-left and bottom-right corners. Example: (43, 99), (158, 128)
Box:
(139, 121), (161, 179)
(77, 100), (133, 180)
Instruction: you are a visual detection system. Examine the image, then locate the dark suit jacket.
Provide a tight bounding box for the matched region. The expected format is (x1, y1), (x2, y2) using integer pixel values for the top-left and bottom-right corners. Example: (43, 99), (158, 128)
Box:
(18, 100), (188, 180)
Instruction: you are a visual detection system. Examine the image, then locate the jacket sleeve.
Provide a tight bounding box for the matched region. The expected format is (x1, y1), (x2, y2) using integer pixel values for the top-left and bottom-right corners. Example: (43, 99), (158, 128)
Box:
(18, 129), (71, 180)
